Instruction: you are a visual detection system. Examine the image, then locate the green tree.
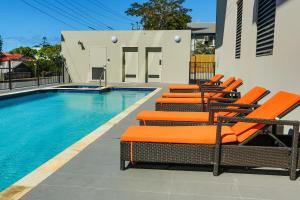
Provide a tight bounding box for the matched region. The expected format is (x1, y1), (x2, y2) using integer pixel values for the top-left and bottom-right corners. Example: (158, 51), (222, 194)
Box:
(0, 35), (3, 52)
(9, 47), (37, 58)
(37, 44), (60, 60)
(40, 36), (50, 47)
(125, 0), (192, 30)
(36, 44), (62, 75)
(194, 41), (215, 55)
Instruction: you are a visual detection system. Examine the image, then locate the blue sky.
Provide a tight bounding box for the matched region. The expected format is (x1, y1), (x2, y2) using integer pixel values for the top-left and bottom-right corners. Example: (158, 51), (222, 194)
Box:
(0, 0), (216, 51)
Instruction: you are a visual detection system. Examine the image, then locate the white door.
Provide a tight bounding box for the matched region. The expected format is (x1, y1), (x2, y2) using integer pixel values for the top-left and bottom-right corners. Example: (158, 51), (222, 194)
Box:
(89, 46), (107, 81)
(147, 51), (162, 82)
(124, 51), (138, 82)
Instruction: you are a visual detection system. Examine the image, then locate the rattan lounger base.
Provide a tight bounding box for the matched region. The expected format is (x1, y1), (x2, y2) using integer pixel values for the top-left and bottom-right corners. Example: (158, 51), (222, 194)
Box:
(120, 140), (297, 176)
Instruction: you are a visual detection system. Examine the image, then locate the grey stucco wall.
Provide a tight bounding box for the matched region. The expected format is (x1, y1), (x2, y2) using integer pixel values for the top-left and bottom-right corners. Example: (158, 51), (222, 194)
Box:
(216, 0), (300, 120)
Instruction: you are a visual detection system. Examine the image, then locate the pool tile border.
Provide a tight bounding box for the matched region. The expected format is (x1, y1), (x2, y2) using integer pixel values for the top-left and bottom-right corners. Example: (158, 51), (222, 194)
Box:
(0, 87), (161, 200)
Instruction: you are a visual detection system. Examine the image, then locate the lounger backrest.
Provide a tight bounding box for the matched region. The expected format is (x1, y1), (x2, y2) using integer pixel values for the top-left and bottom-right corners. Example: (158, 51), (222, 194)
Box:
(231, 91), (300, 142)
(219, 77), (235, 87)
(208, 74), (224, 84)
(219, 86), (269, 117)
(213, 79), (243, 98)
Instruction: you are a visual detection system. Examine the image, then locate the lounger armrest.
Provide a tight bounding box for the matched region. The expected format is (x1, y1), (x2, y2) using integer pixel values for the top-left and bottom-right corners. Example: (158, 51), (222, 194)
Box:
(210, 102), (260, 109)
(213, 80), (223, 85)
(208, 98), (237, 105)
(218, 116), (300, 126)
(200, 85), (225, 88)
(197, 79), (211, 85)
(203, 90), (240, 95)
(208, 107), (253, 125)
(200, 91), (241, 112)
(199, 87), (224, 92)
(201, 90), (241, 97)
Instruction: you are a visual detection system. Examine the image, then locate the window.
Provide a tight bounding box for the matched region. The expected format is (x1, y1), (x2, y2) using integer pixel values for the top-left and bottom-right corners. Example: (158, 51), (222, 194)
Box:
(92, 67), (104, 80)
(256, 0), (276, 56)
(235, 0), (243, 59)
(204, 36), (209, 41)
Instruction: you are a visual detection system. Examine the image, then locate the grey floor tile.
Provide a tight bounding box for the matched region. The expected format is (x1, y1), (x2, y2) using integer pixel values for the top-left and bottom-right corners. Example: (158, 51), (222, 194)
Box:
(238, 185), (300, 200)
(169, 193), (265, 200)
(41, 172), (172, 193)
(23, 184), (170, 200)
(170, 180), (240, 197)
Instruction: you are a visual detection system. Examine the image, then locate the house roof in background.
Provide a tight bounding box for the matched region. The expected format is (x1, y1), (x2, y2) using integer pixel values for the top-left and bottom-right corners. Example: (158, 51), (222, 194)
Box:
(187, 22), (216, 34)
(0, 53), (24, 62)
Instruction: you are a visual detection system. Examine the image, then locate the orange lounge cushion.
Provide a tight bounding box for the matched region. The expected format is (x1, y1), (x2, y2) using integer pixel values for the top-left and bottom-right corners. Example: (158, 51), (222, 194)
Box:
(211, 74), (224, 83)
(218, 86), (268, 117)
(168, 74), (224, 90)
(137, 110), (216, 122)
(235, 86), (267, 105)
(165, 78), (243, 99)
(156, 97), (207, 104)
(169, 84), (199, 90)
(213, 79), (243, 98)
(121, 125), (236, 144)
(162, 93), (210, 98)
(219, 77), (235, 87)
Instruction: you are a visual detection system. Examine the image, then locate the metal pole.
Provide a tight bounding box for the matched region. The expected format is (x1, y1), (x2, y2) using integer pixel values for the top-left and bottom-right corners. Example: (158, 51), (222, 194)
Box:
(104, 67), (107, 87)
(37, 62), (40, 86)
(188, 61), (191, 84)
(58, 62), (61, 83)
(62, 60), (65, 83)
(8, 60), (12, 90)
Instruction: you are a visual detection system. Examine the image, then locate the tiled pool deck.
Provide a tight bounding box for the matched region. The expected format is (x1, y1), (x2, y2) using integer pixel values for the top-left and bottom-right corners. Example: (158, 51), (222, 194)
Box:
(1, 83), (300, 200)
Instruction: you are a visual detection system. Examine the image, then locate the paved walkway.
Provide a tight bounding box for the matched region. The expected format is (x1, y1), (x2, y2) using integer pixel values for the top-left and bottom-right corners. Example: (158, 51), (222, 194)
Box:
(20, 83), (300, 200)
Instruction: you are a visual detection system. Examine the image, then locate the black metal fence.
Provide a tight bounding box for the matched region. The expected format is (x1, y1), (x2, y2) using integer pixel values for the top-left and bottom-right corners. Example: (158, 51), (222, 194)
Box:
(0, 61), (71, 91)
(189, 62), (215, 84)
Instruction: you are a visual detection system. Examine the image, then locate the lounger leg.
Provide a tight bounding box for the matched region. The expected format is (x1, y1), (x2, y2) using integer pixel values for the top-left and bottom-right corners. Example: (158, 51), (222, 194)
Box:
(289, 125), (299, 180)
(120, 159), (126, 170)
(213, 120), (222, 176)
(213, 162), (220, 176)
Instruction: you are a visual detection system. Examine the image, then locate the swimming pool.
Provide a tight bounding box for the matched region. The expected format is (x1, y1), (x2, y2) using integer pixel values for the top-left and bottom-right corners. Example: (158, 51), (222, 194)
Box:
(0, 89), (152, 191)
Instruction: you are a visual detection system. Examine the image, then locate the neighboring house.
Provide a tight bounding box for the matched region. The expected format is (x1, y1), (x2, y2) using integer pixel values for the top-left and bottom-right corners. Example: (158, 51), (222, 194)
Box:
(187, 22), (216, 52)
(32, 45), (42, 52)
(0, 53), (33, 79)
(61, 30), (191, 84)
(215, 0), (300, 120)
(0, 53), (23, 68)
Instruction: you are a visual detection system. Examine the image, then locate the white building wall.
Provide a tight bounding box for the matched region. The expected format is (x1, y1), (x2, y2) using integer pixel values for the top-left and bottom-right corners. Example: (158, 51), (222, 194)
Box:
(216, 0), (300, 120)
(61, 30), (191, 84)
(0, 60), (22, 69)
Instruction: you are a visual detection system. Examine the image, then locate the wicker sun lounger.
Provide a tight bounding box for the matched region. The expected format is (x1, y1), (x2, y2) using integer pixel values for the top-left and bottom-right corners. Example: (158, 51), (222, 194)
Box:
(138, 86), (270, 126)
(164, 78), (242, 98)
(156, 79), (243, 112)
(120, 91), (300, 180)
(168, 76), (235, 94)
(169, 74), (228, 93)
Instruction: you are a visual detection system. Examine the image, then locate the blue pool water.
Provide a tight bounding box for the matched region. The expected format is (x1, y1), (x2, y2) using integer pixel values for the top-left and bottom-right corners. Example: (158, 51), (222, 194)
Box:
(0, 89), (151, 191)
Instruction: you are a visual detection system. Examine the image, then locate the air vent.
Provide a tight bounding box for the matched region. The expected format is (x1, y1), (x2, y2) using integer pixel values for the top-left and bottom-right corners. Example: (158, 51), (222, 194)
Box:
(235, 0), (243, 59)
(125, 74), (136, 78)
(256, 0), (276, 56)
(92, 67), (104, 80)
